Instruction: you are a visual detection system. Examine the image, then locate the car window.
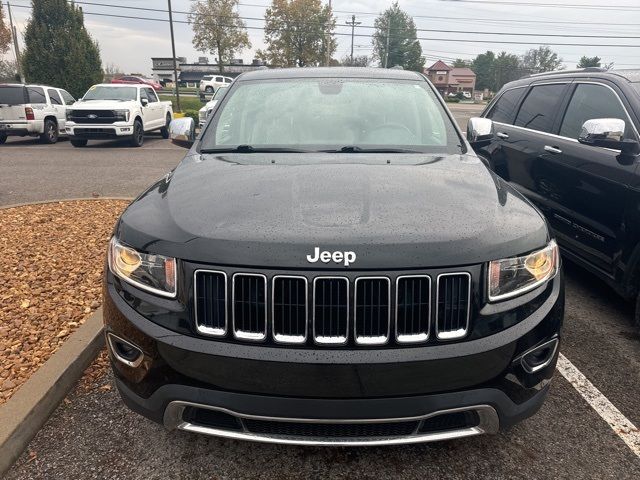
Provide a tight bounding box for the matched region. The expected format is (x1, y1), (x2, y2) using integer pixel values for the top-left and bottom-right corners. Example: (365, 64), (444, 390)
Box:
(0, 86), (27, 105)
(216, 77), (224, 83)
(146, 88), (158, 102)
(60, 90), (75, 104)
(83, 85), (138, 101)
(27, 87), (47, 104)
(486, 87), (525, 124)
(47, 89), (62, 105)
(139, 88), (148, 102)
(202, 76), (213, 82)
(224, 78), (232, 83)
(514, 84), (567, 133)
(203, 78), (462, 154)
(559, 83), (634, 140)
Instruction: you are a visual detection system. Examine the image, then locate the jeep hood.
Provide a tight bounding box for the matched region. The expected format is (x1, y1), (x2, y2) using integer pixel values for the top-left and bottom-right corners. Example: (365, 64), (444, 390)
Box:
(116, 153), (549, 269)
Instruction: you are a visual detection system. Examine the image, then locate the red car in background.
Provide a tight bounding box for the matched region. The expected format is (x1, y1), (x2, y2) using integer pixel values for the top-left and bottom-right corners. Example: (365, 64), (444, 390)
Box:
(111, 76), (162, 91)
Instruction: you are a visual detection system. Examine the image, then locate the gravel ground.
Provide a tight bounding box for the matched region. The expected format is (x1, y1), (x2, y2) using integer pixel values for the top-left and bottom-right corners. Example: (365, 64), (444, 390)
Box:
(0, 200), (128, 403)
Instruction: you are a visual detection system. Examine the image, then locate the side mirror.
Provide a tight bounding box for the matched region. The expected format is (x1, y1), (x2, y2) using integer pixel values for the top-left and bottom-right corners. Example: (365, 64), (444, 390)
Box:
(169, 117), (196, 149)
(467, 117), (494, 147)
(141, 98), (149, 107)
(578, 118), (639, 156)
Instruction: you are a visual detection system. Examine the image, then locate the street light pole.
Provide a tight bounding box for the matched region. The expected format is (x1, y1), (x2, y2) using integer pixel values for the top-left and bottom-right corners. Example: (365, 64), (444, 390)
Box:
(345, 15), (361, 66)
(167, 0), (181, 113)
(6, 2), (24, 82)
(325, 0), (332, 66)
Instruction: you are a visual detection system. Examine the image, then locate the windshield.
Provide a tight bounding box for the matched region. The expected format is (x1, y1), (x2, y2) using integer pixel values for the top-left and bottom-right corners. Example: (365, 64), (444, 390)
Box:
(82, 86), (137, 101)
(200, 78), (462, 154)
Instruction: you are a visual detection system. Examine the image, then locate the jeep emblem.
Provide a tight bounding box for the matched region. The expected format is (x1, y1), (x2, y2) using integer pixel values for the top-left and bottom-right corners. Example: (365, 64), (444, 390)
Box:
(307, 247), (356, 267)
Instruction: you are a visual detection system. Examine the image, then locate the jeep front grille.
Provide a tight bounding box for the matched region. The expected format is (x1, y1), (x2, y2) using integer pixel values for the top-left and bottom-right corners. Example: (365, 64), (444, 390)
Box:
(193, 269), (472, 347)
(436, 273), (471, 340)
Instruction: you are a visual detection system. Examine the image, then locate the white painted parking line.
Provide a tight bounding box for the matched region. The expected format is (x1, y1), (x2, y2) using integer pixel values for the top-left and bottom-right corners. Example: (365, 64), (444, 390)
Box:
(557, 353), (640, 457)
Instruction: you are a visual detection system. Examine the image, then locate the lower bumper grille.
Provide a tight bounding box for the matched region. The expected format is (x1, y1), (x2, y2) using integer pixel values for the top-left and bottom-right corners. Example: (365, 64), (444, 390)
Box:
(244, 419), (419, 438)
(73, 127), (116, 137)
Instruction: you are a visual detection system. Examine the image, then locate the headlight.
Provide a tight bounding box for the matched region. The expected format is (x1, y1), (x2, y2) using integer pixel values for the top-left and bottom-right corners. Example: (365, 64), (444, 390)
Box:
(488, 240), (559, 302)
(113, 109), (130, 122)
(66, 110), (73, 121)
(108, 237), (176, 297)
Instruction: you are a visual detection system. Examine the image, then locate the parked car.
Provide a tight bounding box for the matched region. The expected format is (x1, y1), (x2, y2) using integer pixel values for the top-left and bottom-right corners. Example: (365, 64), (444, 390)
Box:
(112, 76), (162, 91)
(469, 67), (640, 329)
(104, 68), (564, 446)
(0, 83), (75, 144)
(198, 84), (229, 128)
(463, 91), (472, 99)
(65, 84), (173, 147)
(199, 75), (233, 94)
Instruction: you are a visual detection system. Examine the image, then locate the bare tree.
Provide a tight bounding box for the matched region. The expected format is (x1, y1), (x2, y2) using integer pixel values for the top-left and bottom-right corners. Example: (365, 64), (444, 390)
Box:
(0, 3), (12, 54)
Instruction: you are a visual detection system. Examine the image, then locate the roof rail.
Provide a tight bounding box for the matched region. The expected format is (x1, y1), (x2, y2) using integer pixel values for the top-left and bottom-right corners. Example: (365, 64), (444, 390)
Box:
(526, 67), (607, 78)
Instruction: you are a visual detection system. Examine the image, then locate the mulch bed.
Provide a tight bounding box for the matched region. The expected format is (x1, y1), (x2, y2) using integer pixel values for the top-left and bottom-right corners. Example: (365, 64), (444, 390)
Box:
(0, 200), (129, 404)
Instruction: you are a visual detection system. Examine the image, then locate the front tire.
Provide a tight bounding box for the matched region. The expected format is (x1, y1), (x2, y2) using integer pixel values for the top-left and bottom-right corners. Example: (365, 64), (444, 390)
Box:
(129, 120), (144, 147)
(160, 114), (171, 139)
(70, 138), (88, 147)
(205, 86), (214, 93)
(40, 119), (58, 144)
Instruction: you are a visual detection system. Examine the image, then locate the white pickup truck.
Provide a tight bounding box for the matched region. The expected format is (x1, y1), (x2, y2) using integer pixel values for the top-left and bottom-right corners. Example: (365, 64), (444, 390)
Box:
(65, 84), (173, 147)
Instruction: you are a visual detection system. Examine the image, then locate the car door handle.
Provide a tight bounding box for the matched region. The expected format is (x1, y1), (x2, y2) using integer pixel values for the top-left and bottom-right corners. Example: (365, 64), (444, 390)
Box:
(496, 132), (509, 139)
(544, 145), (563, 154)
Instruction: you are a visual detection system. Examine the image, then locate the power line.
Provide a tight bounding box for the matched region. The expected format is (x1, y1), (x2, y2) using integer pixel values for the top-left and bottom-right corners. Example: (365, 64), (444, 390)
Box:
(10, 1), (640, 48)
(436, 0), (640, 10)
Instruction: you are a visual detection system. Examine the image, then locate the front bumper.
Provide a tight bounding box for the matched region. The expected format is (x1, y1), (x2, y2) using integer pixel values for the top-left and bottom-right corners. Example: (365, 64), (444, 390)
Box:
(66, 122), (133, 138)
(103, 270), (564, 445)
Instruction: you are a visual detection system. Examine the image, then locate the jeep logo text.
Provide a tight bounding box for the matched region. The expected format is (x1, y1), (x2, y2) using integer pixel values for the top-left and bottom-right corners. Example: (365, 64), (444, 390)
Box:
(306, 247), (356, 267)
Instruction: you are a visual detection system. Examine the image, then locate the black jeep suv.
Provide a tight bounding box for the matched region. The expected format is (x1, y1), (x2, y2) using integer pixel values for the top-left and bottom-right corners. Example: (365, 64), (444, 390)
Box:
(470, 68), (640, 329)
(103, 68), (564, 446)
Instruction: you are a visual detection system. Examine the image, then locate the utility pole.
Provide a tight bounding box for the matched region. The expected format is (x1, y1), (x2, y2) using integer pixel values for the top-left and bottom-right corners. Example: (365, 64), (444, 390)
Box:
(345, 15), (361, 66)
(325, 0), (332, 66)
(167, 0), (181, 113)
(383, 22), (391, 69)
(6, 2), (24, 82)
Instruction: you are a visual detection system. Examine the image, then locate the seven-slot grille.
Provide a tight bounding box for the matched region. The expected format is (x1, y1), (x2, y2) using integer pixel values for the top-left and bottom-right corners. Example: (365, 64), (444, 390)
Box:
(193, 270), (472, 346)
(436, 273), (472, 340)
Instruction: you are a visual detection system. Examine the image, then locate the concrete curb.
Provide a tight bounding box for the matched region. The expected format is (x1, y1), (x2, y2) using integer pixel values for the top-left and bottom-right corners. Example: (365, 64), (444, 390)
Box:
(0, 308), (105, 476)
(0, 197), (134, 211)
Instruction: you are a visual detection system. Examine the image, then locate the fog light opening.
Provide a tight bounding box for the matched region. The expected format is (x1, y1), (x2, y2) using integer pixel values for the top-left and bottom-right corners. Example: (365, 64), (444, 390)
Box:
(107, 333), (144, 368)
(521, 338), (559, 374)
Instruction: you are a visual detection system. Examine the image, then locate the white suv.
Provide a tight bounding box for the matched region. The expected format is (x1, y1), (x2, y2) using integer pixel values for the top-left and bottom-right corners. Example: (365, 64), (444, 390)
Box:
(0, 84), (75, 144)
(199, 75), (233, 94)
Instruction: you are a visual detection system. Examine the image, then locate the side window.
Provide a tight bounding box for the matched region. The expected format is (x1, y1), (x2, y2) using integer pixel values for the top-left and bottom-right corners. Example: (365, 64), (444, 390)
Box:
(559, 83), (633, 140)
(60, 90), (75, 105)
(486, 87), (525, 124)
(224, 78), (232, 83)
(139, 88), (148, 103)
(146, 88), (158, 102)
(27, 87), (46, 104)
(216, 76), (223, 83)
(514, 84), (567, 133)
(47, 89), (62, 105)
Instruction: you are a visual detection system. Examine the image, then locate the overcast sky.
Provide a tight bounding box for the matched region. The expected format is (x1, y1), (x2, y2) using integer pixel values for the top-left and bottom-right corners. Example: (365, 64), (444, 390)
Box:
(5, 0), (640, 75)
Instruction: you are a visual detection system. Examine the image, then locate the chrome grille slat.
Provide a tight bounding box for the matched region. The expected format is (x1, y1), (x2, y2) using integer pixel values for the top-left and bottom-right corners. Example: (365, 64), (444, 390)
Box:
(194, 270), (227, 336)
(354, 277), (391, 345)
(313, 277), (349, 345)
(233, 273), (267, 341)
(395, 275), (431, 343)
(436, 273), (471, 340)
(272, 276), (308, 344)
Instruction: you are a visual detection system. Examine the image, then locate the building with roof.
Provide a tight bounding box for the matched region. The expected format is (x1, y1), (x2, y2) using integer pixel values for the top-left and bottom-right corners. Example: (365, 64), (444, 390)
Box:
(425, 60), (477, 96)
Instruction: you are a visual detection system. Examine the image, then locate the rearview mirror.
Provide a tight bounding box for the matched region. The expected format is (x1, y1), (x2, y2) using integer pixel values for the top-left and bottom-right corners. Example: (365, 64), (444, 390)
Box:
(169, 117), (196, 149)
(578, 118), (639, 156)
(467, 117), (494, 147)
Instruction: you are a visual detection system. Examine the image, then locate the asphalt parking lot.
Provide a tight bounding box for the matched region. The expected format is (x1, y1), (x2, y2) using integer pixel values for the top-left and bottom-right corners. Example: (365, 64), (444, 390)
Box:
(3, 103), (640, 479)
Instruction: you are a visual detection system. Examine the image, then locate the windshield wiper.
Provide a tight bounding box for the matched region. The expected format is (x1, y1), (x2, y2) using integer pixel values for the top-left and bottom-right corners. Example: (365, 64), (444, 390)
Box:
(323, 146), (423, 154)
(200, 145), (311, 154)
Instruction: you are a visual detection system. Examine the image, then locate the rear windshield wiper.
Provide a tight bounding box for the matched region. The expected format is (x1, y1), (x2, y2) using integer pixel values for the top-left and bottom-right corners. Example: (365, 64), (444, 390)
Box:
(322, 146), (423, 154)
(200, 145), (311, 154)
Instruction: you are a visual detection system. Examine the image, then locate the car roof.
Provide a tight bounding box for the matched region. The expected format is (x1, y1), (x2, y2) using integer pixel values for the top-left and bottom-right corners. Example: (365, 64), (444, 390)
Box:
(0, 83), (60, 89)
(500, 68), (640, 91)
(94, 83), (147, 88)
(237, 67), (425, 82)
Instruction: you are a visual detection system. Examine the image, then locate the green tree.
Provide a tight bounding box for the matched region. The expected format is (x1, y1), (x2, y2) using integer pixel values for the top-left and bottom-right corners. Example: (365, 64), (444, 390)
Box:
(471, 51), (495, 91)
(452, 58), (468, 67)
(22, 0), (102, 97)
(0, 3), (12, 54)
(372, 2), (424, 71)
(340, 54), (370, 67)
(493, 51), (523, 91)
(190, 0), (251, 72)
(521, 46), (563, 74)
(0, 59), (19, 82)
(577, 56), (601, 68)
(258, 0), (336, 67)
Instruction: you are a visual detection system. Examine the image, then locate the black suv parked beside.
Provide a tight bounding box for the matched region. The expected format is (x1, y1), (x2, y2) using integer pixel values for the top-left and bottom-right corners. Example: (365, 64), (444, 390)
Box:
(104, 68), (564, 446)
(470, 68), (640, 329)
